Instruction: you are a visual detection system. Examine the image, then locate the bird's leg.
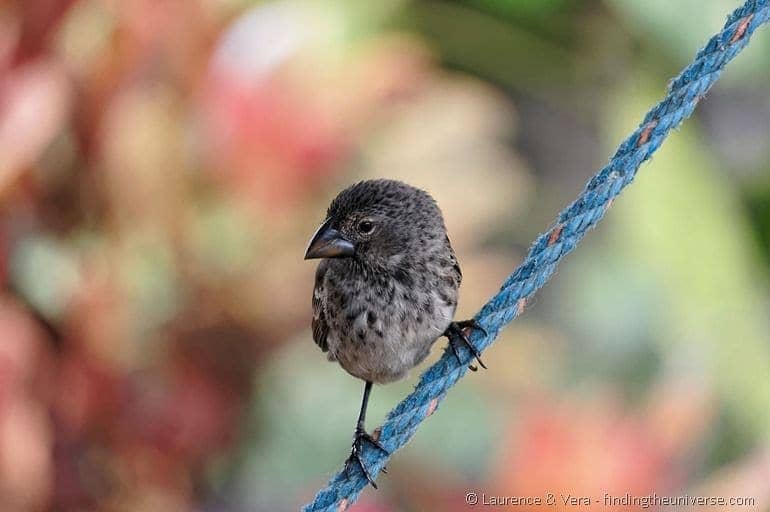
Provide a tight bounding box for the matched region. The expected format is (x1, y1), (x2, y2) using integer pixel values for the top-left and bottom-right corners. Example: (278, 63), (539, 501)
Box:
(345, 380), (389, 488)
(444, 319), (487, 370)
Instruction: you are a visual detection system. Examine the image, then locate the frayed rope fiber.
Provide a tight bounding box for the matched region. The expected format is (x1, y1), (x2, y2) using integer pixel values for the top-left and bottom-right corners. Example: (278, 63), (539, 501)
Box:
(302, 1), (770, 510)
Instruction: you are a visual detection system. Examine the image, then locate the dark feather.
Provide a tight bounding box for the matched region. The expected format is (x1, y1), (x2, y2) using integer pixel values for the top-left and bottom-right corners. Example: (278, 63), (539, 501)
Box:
(312, 260), (330, 352)
(447, 235), (462, 286)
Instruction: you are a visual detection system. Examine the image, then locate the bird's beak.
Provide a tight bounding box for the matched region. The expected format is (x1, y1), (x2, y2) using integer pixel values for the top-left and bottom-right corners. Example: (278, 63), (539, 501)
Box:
(304, 218), (355, 260)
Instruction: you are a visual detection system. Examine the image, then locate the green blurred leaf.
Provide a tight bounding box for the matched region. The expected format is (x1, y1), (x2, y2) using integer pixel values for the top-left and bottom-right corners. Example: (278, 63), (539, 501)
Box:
(606, 78), (770, 438)
(605, 0), (770, 84)
(10, 235), (81, 320)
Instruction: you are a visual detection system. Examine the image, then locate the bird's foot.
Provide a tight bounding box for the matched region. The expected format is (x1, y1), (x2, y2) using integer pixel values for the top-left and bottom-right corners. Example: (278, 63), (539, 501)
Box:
(445, 319), (487, 371)
(345, 426), (389, 488)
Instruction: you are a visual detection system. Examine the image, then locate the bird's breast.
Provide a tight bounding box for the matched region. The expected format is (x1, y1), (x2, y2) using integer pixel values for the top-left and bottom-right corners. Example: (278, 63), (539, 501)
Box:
(322, 269), (458, 384)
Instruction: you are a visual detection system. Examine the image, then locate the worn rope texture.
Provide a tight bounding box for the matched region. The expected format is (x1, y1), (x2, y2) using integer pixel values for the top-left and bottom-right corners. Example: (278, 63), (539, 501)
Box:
(303, 1), (770, 510)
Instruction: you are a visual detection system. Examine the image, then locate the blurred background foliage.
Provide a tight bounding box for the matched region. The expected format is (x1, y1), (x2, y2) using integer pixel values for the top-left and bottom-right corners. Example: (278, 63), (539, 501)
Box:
(1, 0), (770, 511)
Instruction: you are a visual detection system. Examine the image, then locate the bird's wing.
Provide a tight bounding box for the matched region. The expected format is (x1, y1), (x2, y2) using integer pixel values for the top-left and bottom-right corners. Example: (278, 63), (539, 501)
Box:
(447, 235), (463, 286)
(312, 261), (330, 352)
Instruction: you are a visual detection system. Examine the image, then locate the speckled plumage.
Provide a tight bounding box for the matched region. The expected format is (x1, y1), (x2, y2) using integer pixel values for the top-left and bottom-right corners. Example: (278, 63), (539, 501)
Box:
(311, 179), (462, 384)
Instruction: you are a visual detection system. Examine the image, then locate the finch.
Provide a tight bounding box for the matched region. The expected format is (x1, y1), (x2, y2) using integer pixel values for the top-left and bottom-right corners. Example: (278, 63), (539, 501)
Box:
(304, 179), (484, 487)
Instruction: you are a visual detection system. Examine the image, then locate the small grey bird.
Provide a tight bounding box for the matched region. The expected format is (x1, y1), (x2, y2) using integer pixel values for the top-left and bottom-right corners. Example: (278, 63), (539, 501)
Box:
(304, 179), (485, 487)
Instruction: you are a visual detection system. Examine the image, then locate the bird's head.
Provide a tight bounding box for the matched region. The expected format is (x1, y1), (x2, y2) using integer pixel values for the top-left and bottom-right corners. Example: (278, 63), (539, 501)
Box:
(304, 179), (445, 267)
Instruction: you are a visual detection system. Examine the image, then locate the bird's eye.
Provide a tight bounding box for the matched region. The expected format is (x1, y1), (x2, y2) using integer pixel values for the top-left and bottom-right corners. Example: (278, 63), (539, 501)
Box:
(358, 220), (374, 234)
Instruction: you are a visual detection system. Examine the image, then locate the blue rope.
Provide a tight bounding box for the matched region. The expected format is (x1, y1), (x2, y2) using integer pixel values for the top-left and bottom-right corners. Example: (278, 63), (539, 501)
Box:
(302, 1), (770, 510)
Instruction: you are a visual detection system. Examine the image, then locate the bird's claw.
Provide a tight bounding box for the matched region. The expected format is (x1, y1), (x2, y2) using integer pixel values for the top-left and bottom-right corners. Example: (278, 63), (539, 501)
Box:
(454, 318), (488, 337)
(345, 427), (389, 488)
(445, 319), (487, 370)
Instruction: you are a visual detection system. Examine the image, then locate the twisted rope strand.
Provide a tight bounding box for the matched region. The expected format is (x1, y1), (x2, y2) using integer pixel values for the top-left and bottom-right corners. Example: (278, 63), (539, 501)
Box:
(302, 1), (770, 510)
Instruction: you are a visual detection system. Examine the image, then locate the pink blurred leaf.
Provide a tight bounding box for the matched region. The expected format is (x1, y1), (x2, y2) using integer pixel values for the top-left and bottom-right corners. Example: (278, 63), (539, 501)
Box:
(0, 60), (71, 195)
